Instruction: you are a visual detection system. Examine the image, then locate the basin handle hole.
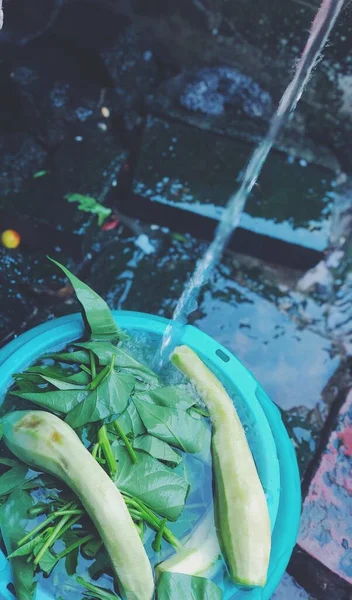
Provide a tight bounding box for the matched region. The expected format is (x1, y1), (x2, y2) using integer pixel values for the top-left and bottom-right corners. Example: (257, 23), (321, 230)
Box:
(215, 349), (230, 363)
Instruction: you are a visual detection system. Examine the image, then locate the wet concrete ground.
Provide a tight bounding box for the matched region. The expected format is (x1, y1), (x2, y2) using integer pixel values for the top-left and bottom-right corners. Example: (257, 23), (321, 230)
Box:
(0, 2), (352, 598)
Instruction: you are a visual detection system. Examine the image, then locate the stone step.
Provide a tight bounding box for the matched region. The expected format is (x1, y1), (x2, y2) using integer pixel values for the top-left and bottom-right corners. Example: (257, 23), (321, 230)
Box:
(128, 116), (337, 270)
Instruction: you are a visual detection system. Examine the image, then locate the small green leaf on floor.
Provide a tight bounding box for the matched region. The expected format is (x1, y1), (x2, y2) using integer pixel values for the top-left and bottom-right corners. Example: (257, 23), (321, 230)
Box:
(66, 193), (112, 226)
(33, 170), (48, 179)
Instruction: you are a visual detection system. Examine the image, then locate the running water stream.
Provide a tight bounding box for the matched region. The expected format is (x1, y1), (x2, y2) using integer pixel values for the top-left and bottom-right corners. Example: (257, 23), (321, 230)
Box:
(154, 0), (345, 369)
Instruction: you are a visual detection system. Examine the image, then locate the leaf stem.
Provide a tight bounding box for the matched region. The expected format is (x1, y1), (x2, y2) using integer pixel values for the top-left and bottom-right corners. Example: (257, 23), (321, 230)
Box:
(91, 443), (100, 460)
(18, 510), (66, 547)
(80, 364), (92, 376)
(89, 363), (110, 391)
(76, 576), (120, 600)
(89, 350), (97, 381)
(191, 405), (210, 418)
(57, 514), (83, 540)
(98, 425), (118, 479)
(113, 420), (138, 464)
(152, 518), (167, 552)
(19, 502), (80, 547)
(28, 504), (49, 517)
(34, 513), (72, 565)
(55, 533), (95, 562)
(123, 497), (182, 549)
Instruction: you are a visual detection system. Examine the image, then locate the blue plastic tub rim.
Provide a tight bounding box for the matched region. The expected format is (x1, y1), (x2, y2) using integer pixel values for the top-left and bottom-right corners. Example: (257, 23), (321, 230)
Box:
(0, 311), (301, 600)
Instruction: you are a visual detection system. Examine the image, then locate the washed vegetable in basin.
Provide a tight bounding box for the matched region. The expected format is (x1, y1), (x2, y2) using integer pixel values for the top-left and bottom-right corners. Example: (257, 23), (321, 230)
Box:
(0, 260), (271, 600)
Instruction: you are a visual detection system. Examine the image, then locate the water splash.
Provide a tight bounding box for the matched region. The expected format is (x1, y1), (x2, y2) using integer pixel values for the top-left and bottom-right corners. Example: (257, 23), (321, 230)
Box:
(154, 0), (345, 370)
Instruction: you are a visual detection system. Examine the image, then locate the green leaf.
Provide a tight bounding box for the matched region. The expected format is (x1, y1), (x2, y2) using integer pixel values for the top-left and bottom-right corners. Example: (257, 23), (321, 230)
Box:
(82, 537), (102, 559)
(54, 529), (83, 576)
(76, 342), (158, 384)
(26, 364), (74, 377)
(49, 258), (120, 343)
(10, 389), (88, 414)
(0, 457), (21, 468)
(22, 473), (57, 491)
(14, 380), (41, 393)
(65, 547), (79, 576)
(115, 402), (146, 438)
(133, 435), (182, 466)
(39, 375), (84, 390)
(26, 365), (68, 376)
(76, 576), (121, 600)
(0, 465), (39, 498)
(65, 371), (91, 385)
(8, 536), (43, 558)
(33, 170), (47, 179)
(49, 350), (91, 365)
(65, 370), (134, 428)
(156, 572), (222, 600)
(88, 548), (111, 579)
(0, 490), (37, 600)
(26, 365), (90, 387)
(135, 385), (197, 411)
(113, 445), (189, 521)
(133, 399), (210, 454)
(35, 547), (57, 575)
(0, 422), (4, 441)
(66, 193), (112, 227)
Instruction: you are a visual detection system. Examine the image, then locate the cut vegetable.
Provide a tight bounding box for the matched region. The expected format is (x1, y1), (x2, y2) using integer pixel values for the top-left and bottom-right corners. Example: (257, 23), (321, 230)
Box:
(2, 411), (154, 600)
(157, 508), (220, 578)
(171, 345), (271, 587)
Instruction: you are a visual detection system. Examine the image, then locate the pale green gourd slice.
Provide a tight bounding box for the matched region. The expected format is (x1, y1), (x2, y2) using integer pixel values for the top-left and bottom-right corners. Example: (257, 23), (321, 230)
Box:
(171, 345), (271, 587)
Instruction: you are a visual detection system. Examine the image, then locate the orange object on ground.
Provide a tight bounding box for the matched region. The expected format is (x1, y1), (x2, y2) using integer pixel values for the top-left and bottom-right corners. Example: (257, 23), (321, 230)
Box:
(1, 229), (21, 248)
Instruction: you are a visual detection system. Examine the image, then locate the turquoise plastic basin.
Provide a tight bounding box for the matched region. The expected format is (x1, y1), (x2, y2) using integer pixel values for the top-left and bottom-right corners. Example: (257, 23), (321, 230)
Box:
(0, 311), (301, 599)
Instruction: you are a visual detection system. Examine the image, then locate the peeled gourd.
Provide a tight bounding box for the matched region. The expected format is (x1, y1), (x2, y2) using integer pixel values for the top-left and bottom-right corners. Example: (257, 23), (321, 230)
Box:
(171, 345), (271, 587)
(2, 410), (154, 600)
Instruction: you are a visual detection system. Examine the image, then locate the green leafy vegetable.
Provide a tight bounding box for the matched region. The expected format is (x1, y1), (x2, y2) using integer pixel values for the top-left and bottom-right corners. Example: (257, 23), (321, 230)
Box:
(13, 380), (40, 394)
(25, 365), (90, 387)
(48, 350), (91, 365)
(112, 419), (138, 463)
(10, 389), (88, 414)
(65, 364), (135, 429)
(133, 399), (210, 454)
(76, 342), (158, 384)
(26, 365), (73, 378)
(156, 572), (222, 600)
(0, 465), (39, 498)
(0, 457), (21, 468)
(38, 374), (84, 390)
(0, 490), (37, 600)
(133, 435), (182, 466)
(65, 547), (79, 576)
(33, 170), (47, 179)
(49, 259), (120, 344)
(34, 547), (57, 575)
(115, 402), (146, 437)
(76, 576), (121, 600)
(113, 444), (189, 521)
(135, 385), (197, 410)
(66, 193), (112, 227)
(89, 548), (111, 579)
